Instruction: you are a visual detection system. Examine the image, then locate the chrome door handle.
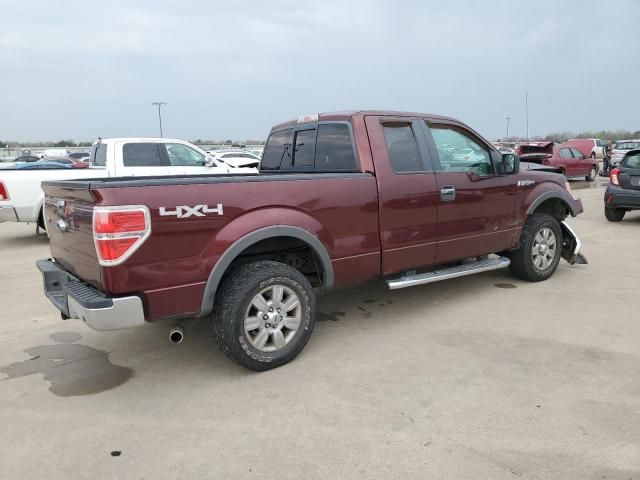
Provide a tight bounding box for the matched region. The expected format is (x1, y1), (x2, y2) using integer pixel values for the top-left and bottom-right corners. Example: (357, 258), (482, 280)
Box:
(440, 185), (456, 201)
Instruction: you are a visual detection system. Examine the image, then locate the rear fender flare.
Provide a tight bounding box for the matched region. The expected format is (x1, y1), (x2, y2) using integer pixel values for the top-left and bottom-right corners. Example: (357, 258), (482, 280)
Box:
(199, 225), (333, 317)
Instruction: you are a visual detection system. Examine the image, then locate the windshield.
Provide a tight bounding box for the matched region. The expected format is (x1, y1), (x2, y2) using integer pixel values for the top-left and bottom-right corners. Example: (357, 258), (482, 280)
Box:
(614, 142), (640, 150)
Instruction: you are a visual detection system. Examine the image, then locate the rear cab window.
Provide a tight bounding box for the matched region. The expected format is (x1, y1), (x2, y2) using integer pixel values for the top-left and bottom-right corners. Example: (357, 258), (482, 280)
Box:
(261, 122), (357, 172)
(90, 143), (108, 167)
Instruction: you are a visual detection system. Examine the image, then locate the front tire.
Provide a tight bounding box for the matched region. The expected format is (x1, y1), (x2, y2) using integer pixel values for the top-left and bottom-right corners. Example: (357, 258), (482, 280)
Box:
(211, 260), (316, 371)
(585, 166), (597, 181)
(509, 214), (562, 282)
(604, 207), (625, 222)
(590, 152), (596, 159)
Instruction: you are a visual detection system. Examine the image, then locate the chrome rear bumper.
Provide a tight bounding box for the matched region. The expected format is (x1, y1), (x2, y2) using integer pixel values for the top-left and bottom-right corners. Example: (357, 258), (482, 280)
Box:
(36, 258), (146, 331)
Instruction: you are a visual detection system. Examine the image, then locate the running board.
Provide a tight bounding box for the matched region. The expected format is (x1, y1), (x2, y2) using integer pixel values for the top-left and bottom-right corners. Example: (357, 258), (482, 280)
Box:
(386, 256), (511, 290)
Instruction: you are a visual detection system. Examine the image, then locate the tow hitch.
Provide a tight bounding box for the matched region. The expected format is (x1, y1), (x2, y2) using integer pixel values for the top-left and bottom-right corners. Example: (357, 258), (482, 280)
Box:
(560, 221), (588, 265)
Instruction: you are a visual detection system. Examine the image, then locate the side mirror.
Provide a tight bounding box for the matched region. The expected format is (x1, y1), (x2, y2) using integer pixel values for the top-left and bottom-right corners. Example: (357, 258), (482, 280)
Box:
(502, 153), (519, 174)
(204, 157), (217, 167)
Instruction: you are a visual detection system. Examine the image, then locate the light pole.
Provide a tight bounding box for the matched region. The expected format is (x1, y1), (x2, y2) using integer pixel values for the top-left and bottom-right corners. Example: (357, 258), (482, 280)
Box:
(505, 116), (511, 141)
(152, 101), (167, 138)
(525, 91), (529, 142)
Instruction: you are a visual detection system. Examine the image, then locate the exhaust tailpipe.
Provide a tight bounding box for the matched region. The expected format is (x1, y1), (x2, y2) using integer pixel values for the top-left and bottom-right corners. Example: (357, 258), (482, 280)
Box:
(169, 326), (184, 344)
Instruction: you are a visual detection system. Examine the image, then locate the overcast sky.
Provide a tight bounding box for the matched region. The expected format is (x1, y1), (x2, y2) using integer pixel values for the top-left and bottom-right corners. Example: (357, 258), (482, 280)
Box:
(1, 0), (638, 142)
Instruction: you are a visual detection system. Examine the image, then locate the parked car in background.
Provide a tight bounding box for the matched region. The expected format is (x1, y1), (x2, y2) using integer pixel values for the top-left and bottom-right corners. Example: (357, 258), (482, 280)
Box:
(12, 161), (71, 170)
(14, 155), (41, 163)
(42, 148), (71, 158)
(604, 149), (640, 221)
(517, 142), (599, 181)
(0, 137), (255, 230)
(609, 140), (640, 168)
(565, 138), (605, 159)
(68, 152), (90, 161)
(212, 150), (261, 169)
(46, 157), (89, 168)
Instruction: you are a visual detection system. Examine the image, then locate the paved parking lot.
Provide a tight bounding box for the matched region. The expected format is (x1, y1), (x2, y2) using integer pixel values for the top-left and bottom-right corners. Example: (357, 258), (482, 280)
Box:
(0, 180), (638, 479)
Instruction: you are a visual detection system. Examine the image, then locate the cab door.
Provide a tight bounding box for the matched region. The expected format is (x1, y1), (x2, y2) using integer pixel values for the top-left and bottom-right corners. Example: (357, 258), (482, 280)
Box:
(365, 116), (439, 276)
(422, 121), (517, 263)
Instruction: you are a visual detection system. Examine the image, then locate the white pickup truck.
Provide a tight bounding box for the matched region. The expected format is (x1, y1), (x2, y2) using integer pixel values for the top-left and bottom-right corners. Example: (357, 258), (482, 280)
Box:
(0, 138), (256, 229)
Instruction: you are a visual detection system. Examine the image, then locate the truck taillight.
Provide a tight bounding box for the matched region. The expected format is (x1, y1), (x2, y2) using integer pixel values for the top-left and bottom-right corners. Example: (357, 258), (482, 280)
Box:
(93, 206), (151, 266)
(0, 181), (9, 200)
(610, 168), (620, 186)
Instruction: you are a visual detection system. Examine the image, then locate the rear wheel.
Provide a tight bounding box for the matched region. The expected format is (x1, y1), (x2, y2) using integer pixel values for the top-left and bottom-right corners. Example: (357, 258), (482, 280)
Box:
(509, 213), (562, 282)
(585, 166), (597, 181)
(604, 207), (625, 222)
(211, 260), (316, 371)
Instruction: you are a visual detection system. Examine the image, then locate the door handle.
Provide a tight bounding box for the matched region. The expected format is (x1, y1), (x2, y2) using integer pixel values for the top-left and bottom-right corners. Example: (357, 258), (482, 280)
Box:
(440, 185), (456, 201)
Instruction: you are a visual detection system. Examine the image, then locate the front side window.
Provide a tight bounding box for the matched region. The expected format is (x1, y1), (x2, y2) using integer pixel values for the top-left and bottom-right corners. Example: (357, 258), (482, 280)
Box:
(571, 148), (584, 159)
(314, 123), (356, 171)
(165, 143), (206, 166)
(261, 128), (293, 170)
(123, 143), (164, 167)
(430, 126), (492, 175)
(293, 129), (316, 168)
(383, 125), (422, 172)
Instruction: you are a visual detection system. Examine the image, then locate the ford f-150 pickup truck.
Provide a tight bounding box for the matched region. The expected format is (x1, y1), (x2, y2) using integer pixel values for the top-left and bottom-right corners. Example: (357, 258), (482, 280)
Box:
(36, 111), (587, 371)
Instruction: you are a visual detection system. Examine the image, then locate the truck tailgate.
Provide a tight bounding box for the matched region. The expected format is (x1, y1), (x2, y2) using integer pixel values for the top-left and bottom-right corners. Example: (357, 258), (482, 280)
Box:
(42, 182), (102, 288)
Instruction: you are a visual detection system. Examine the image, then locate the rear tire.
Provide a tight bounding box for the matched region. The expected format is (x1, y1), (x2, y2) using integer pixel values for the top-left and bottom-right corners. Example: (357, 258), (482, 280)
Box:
(509, 214), (562, 282)
(604, 207), (625, 222)
(211, 260), (316, 371)
(585, 166), (597, 181)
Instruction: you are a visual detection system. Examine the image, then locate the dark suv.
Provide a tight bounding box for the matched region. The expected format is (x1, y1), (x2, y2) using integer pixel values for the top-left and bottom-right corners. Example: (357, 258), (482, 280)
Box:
(605, 149), (640, 221)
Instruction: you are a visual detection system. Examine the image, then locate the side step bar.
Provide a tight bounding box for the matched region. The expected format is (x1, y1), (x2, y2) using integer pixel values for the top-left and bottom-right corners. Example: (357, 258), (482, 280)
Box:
(387, 256), (511, 290)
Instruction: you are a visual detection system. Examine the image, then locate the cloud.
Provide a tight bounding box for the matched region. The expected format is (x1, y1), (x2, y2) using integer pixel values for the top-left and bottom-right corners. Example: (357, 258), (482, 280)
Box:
(0, 0), (638, 141)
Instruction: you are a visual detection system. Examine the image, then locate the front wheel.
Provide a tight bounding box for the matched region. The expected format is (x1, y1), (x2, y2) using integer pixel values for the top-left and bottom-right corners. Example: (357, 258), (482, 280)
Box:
(211, 260), (316, 371)
(585, 166), (597, 181)
(590, 152), (596, 159)
(509, 213), (562, 282)
(604, 207), (625, 222)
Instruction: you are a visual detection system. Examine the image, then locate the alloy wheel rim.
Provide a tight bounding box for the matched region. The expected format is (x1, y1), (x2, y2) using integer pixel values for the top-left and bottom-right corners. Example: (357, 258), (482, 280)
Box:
(244, 285), (301, 352)
(531, 227), (557, 271)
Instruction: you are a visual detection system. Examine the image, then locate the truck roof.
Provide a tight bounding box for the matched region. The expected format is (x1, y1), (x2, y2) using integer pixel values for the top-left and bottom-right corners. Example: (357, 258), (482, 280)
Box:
(270, 110), (458, 131)
(92, 138), (191, 145)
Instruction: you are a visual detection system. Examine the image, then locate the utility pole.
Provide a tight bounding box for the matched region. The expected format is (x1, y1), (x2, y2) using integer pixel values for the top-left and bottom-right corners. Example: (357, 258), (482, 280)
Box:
(152, 101), (167, 138)
(525, 91), (529, 142)
(505, 116), (511, 141)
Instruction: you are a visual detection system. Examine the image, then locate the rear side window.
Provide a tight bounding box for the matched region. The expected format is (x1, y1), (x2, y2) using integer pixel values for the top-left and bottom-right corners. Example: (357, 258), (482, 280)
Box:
(315, 123), (356, 171)
(123, 143), (164, 167)
(261, 128), (293, 170)
(91, 143), (108, 167)
(559, 148), (572, 159)
(293, 129), (316, 168)
(383, 125), (421, 172)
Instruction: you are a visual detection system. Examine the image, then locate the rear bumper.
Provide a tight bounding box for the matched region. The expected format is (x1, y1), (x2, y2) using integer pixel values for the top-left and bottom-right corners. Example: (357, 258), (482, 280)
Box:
(605, 185), (640, 209)
(0, 205), (18, 222)
(36, 258), (146, 331)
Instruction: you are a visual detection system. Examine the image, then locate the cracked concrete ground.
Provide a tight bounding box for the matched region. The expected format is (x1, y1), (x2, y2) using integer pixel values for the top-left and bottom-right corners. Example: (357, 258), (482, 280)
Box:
(0, 178), (638, 479)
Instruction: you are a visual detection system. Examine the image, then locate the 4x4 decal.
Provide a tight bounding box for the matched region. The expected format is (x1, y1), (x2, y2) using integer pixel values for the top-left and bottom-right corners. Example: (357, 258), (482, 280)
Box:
(159, 204), (224, 218)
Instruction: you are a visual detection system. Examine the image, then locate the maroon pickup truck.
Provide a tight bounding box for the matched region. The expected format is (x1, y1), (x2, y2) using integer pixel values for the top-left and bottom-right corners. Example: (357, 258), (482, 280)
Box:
(37, 111), (587, 370)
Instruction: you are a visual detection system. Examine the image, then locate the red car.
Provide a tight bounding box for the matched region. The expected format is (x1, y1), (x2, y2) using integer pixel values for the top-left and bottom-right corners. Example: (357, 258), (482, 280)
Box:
(517, 142), (599, 181)
(37, 111), (587, 370)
